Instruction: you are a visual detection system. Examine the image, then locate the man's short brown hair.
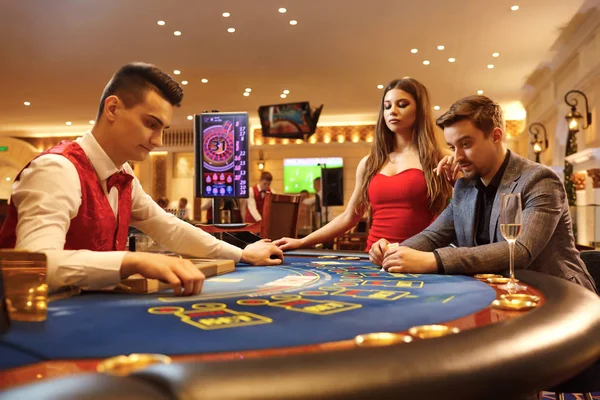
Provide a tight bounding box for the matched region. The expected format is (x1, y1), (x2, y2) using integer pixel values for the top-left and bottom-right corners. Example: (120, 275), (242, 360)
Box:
(260, 171), (273, 182)
(436, 95), (505, 136)
(97, 62), (183, 120)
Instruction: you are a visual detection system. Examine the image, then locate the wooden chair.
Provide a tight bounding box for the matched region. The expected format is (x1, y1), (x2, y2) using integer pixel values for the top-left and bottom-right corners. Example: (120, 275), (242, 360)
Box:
(334, 217), (370, 251)
(196, 193), (302, 240)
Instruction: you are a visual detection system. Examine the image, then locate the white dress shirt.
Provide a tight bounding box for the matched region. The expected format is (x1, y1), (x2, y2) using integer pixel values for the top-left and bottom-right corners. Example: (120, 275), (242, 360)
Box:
(246, 185), (276, 221)
(11, 132), (242, 291)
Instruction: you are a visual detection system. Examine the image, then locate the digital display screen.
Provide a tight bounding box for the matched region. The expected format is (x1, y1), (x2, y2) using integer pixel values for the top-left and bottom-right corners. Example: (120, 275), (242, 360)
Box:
(258, 102), (313, 138)
(194, 112), (249, 198)
(283, 157), (343, 193)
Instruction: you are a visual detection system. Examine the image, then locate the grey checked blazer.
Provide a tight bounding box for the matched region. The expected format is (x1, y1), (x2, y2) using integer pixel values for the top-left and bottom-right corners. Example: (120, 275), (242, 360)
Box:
(402, 151), (597, 293)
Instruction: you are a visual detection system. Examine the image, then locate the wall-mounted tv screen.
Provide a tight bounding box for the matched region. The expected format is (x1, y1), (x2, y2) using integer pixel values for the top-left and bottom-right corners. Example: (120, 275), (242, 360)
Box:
(194, 112), (249, 198)
(258, 102), (323, 139)
(283, 157), (343, 194)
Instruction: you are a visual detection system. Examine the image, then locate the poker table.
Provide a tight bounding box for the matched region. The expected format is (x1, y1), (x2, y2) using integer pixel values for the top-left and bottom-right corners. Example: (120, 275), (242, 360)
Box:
(1, 250), (600, 399)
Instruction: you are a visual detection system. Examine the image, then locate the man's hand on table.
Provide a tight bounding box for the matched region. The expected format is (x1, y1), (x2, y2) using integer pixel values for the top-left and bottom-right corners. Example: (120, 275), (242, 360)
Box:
(381, 246), (438, 274)
(241, 239), (284, 266)
(121, 252), (205, 296)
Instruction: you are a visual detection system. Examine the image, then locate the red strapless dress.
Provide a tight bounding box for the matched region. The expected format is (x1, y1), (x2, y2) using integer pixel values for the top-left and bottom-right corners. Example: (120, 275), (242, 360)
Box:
(366, 169), (434, 251)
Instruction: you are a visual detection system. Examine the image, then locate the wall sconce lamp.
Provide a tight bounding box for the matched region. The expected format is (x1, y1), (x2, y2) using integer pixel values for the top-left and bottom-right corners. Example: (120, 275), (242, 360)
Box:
(257, 150), (266, 171)
(564, 90), (592, 134)
(528, 122), (548, 163)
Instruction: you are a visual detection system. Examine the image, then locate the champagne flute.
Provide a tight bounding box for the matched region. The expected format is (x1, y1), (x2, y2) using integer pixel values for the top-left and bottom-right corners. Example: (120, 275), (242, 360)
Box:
(498, 193), (527, 293)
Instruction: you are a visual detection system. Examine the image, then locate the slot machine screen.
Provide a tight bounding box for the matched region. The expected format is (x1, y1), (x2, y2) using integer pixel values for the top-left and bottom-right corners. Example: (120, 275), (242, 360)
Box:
(194, 112), (249, 199)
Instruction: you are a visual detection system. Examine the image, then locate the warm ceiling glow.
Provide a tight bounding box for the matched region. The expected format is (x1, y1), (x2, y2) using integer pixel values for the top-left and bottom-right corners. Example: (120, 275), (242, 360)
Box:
(423, 60), (430, 65)
(174, 31), (182, 36)
(24, 101), (30, 106)
(243, 92), (250, 97)
(222, 12), (231, 17)
(377, 84), (384, 89)
(66, 121), (72, 126)
(434, 105), (441, 111)
(477, 90), (484, 95)
(173, 70), (181, 75)
(181, 80), (188, 85)
(278, 7), (287, 13)
(89, 120), (95, 125)
(283, 89), (290, 94)
(280, 94), (287, 98)
(410, 48), (418, 54)
(6, 177), (11, 182)
(366, 135), (373, 143)
(323, 134), (331, 144)
(282, 139), (290, 145)
(500, 101), (526, 120)
(492, 52), (500, 57)
(255, 139), (263, 146)
(337, 135), (345, 143)
(245, 88), (252, 92)
(437, 45), (445, 50)
(296, 139), (303, 144)
(309, 136), (317, 144)
(201, 78), (208, 83)
(268, 139), (276, 145)
(352, 135), (359, 143)
(227, 28), (236, 33)
(511, 5), (519, 11)
(448, 57), (456, 63)
(157, 20), (165, 26)
(187, 115), (193, 120)
(289, 20), (298, 25)
(487, 64), (494, 69)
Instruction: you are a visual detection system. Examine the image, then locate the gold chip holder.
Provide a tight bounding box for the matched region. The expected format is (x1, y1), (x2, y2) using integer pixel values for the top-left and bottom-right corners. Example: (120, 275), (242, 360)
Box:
(97, 353), (172, 376)
(492, 293), (540, 311)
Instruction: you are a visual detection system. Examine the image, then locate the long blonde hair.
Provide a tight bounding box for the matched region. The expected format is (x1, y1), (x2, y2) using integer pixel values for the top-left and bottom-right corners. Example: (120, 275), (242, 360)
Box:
(357, 78), (452, 215)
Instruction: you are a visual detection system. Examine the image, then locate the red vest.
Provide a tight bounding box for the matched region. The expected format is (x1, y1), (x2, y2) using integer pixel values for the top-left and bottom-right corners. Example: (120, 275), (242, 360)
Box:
(0, 141), (132, 251)
(245, 185), (270, 223)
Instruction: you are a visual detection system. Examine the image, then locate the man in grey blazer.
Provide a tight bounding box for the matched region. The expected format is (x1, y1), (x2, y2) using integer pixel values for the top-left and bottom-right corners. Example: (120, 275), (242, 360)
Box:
(369, 95), (597, 293)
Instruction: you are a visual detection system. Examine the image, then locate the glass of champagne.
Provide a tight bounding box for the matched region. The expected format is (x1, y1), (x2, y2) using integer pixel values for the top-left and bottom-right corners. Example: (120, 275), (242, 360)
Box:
(498, 193), (527, 293)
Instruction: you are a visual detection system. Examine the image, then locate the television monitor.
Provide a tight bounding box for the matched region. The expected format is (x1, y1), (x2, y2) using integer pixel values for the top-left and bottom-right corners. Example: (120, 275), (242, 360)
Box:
(194, 112), (249, 199)
(283, 157), (343, 193)
(258, 102), (323, 139)
(322, 167), (344, 207)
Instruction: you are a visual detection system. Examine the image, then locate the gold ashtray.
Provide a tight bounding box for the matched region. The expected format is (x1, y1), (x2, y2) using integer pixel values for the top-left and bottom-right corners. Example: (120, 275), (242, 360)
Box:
(487, 277), (519, 284)
(340, 256), (361, 260)
(492, 297), (538, 311)
(474, 274), (503, 280)
(97, 353), (172, 376)
(354, 332), (412, 347)
(500, 293), (540, 303)
(318, 255), (338, 259)
(408, 324), (460, 339)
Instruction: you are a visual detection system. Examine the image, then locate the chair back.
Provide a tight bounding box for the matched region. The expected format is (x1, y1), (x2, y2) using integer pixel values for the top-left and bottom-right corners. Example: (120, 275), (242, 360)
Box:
(260, 193), (301, 240)
(580, 250), (600, 294)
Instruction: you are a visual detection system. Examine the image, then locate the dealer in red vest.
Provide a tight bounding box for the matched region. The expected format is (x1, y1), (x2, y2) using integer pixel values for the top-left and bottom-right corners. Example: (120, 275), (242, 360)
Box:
(245, 171), (275, 223)
(0, 62), (283, 297)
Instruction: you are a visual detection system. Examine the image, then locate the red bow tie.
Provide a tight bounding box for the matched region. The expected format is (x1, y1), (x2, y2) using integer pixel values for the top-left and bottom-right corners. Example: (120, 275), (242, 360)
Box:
(106, 171), (133, 192)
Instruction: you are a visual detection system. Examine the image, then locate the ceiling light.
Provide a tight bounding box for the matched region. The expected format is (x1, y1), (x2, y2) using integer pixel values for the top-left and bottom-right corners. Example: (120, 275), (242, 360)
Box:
(173, 70), (181, 75)
(174, 31), (182, 36)
(411, 48), (418, 54)
(511, 5), (519, 11)
(492, 52), (500, 57)
(377, 84), (384, 89)
(181, 80), (188, 85)
(187, 115), (193, 120)
(245, 88), (252, 92)
(434, 105), (441, 111)
(227, 28), (236, 33)
(279, 8), (287, 13)
(157, 20), (166, 26)
(448, 57), (456, 63)
(437, 45), (445, 50)
(487, 64), (494, 69)
(5, 177), (10, 182)
(23, 101), (30, 106)
(289, 20), (298, 25)
(66, 121), (72, 126)
(222, 12), (231, 17)
(280, 94), (287, 98)
(243, 92), (250, 97)
(477, 90), (484, 95)
(89, 120), (95, 125)
(283, 89), (290, 94)
(201, 78), (208, 83)
(423, 60), (430, 65)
